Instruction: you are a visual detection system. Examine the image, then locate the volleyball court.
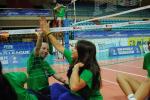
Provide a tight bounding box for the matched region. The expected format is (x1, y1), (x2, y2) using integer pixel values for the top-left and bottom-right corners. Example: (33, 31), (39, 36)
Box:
(47, 5), (150, 100)
(1, 3), (150, 100)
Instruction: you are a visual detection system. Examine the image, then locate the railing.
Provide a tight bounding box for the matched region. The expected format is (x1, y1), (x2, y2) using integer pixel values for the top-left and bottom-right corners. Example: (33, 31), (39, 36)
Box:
(0, 6), (149, 18)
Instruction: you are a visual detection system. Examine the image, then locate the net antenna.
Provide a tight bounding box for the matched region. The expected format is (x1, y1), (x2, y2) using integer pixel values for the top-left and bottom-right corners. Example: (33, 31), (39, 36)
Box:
(72, 5), (150, 26)
(65, 0), (77, 23)
(71, 0), (77, 23)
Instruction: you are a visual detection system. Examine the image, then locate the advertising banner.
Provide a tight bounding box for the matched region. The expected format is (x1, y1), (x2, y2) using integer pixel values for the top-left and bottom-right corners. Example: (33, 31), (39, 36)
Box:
(0, 9), (50, 16)
(109, 46), (141, 56)
(0, 42), (35, 68)
(75, 30), (150, 39)
(128, 37), (150, 53)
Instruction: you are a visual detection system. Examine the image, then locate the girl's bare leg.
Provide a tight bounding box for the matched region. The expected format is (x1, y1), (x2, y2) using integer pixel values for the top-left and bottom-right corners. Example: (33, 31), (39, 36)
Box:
(135, 79), (150, 100)
(116, 73), (142, 95)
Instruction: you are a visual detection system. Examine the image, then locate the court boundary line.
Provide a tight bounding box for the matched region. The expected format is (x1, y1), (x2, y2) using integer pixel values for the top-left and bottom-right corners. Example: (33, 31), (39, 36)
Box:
(102, 67), (146, 78)
(102, 61), (143, 69)
(114, 63), (143, 69)
(100, 57), (143, 67)
(102, 79), (118, 85)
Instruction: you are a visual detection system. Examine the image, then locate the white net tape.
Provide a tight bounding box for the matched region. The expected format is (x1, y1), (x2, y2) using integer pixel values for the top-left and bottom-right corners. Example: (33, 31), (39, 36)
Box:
(0, 20), (149, 34)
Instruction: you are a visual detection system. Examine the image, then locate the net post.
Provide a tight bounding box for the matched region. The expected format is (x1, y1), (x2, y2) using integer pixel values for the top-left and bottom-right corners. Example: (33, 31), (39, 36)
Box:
(63, 19), (70, 49)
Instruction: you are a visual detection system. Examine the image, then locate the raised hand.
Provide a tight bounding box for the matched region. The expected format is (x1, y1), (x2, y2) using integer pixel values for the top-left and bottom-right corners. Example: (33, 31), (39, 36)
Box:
(39, 17), (50, 35)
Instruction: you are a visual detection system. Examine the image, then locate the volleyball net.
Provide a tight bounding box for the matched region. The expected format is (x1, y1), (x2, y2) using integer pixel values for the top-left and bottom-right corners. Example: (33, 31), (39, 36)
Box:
(0, 5), (150, 72)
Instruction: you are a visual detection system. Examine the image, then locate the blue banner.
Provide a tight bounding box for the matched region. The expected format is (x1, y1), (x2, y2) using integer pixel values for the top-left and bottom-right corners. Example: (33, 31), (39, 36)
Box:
(109, 46), (141, 56)
(75, 30), (150, 39)
(0, 42), (35, 68)
(0, 9), (50, 16)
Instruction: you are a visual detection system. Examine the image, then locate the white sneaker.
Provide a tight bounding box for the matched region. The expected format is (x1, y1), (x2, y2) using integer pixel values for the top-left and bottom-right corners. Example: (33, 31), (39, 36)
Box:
(128, 94), (137, 100)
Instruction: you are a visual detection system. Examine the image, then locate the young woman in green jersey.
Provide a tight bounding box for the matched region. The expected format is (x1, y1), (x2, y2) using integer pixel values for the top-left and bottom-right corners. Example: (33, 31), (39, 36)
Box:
(40, 17), (103, 100)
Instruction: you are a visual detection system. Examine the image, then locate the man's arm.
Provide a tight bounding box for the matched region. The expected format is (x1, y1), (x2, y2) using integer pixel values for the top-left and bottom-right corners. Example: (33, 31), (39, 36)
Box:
(34, 32), (44, 56)
(52, 74), (68, 84)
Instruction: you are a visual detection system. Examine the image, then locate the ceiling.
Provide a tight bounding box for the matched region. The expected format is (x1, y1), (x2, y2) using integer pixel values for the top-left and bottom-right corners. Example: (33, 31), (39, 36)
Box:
(0, 0), (149, 9)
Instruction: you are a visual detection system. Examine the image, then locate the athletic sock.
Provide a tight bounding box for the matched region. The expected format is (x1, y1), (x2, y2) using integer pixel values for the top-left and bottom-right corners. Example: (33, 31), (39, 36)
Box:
(127, 94), (137, 100)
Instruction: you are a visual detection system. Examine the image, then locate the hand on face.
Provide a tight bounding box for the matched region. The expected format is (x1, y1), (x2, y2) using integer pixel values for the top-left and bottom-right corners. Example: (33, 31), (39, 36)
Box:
(74, 62), (84, 68)
(39, 17), (50, 35)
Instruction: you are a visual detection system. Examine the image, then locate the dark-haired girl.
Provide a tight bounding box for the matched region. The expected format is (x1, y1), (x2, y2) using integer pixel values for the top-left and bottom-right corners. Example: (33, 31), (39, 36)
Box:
(40, 17), (103, 100)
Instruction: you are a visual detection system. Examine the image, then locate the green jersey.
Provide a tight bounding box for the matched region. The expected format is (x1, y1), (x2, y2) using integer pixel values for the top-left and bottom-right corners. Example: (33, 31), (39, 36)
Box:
(4, 72), (37, 100)
(55, 6), (66, 18)
(143, 52), (150, 77)
(27, 52), (55, 91)
(64, 49), (103, 100)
